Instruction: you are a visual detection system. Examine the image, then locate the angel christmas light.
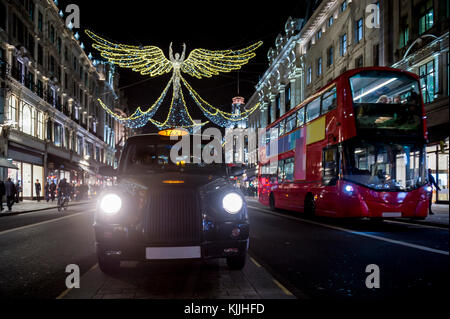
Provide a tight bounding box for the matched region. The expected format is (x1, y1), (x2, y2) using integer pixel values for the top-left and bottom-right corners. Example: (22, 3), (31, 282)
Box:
(86, 30), (263, 129)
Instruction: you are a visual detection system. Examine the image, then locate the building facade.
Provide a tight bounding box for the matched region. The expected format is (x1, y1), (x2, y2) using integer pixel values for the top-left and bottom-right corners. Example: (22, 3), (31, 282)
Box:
(0, 0), (119, 199)
(386, 0), (449, 203)
(247, 0), (449, 203)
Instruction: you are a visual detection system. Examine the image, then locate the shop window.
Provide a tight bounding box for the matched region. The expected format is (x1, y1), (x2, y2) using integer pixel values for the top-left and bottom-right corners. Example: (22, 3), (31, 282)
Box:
(419, 60), (436, 103)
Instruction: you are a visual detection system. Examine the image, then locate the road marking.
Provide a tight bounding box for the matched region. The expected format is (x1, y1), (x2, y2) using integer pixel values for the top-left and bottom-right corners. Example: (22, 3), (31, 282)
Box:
(272, 279), (294, 296)
(383, 219), (449, 230)
(248, 205), (449, 256)
(56, 263), (98, 299)
(0, 211), (92, 237)
(250, 256), (261, 268)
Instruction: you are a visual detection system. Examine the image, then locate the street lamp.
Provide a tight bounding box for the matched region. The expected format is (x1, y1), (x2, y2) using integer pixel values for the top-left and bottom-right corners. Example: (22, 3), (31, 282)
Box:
(401, 34), (439, 62)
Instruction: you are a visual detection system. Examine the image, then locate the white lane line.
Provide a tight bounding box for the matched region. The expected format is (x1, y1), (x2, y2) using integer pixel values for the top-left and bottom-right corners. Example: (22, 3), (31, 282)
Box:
(383, 219), (448, 230)
(247, 205), (449, 256)
(0, 211), (91, 236)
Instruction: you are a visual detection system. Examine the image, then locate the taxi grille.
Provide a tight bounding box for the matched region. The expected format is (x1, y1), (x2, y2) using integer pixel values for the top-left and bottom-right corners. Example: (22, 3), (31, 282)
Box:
(145, 189), (201, 243)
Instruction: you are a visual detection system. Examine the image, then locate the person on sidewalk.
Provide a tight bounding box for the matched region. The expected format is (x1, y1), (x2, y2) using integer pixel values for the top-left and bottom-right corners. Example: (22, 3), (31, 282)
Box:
(5, 178), (16, 212)
(35, 179), (41, 202)
(428, 169), (441, 215)
(14, 181), (21, 203)
(50, 181), (56, 202)
(44, 181), (50, 202)
(0, 180), (5, 212)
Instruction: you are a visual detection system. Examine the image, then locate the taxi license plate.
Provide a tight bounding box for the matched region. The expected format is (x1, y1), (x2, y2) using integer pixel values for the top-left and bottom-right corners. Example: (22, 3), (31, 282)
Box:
(145, 246), (201, 259)
(382, 212), (402, 218)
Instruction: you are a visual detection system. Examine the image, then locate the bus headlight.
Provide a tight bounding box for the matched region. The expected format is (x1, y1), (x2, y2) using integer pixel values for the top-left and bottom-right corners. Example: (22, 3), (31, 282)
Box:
(426, 186), (433, 193)
(344, 184), (354, 193)
(99, 193), (122, 215)
(222, 192), (243, 214)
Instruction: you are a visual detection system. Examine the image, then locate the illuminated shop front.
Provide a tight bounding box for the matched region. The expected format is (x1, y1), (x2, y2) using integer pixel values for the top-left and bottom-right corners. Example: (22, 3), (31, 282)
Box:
(7, 143), (44, 200)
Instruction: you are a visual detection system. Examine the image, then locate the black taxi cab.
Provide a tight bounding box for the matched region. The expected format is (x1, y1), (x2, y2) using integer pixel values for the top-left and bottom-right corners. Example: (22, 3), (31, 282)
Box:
(95, 133), (249, 273)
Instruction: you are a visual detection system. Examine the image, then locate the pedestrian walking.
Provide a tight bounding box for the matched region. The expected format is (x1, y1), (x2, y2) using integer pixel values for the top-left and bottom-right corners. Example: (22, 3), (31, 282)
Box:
(44, 181), (50, 202)
(35, 179), (41, 202)
(50, 181), (56, 202)
(428, 169), (441, 215)
(5, 178), (16, 211)
(14, 181), (21, 203)
(0, 180), (5, 212)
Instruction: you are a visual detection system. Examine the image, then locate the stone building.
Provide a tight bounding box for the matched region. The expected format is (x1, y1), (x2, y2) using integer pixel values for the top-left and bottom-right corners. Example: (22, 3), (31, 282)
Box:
(385, 0), (449, 203)
(246, 0), (448, 203)
(0, 0), (119, 199)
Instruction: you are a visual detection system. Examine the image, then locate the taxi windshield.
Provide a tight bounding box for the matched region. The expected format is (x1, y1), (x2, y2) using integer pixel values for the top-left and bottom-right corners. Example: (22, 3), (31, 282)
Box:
(119, 140), (227, 176)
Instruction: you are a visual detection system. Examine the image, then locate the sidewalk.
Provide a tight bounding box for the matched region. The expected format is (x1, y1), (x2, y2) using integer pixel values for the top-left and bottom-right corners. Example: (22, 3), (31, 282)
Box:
(0, 199), (93, 217)
(418, 204), (449, 227)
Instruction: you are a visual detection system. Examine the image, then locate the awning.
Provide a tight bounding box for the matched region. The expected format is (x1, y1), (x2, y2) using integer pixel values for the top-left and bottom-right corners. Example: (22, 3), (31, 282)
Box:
(78, 163), (97, 176)
(0, 157), (18, 169)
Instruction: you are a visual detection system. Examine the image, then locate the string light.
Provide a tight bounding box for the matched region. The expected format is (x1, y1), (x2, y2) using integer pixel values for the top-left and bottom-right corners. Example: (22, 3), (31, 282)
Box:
(86, 30), (263, 129)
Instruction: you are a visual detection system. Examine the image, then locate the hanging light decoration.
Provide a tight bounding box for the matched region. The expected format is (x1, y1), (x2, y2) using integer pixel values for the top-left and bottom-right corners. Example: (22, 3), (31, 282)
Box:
(86, 30), (263, 130)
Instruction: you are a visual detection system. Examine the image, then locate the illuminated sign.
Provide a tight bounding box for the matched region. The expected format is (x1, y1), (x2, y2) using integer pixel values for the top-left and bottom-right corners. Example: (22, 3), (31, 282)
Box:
(158, 129), (189, 137)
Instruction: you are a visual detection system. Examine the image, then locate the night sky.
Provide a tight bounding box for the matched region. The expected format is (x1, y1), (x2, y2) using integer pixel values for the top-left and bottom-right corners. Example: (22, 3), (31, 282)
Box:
(58, 0), (310, 131)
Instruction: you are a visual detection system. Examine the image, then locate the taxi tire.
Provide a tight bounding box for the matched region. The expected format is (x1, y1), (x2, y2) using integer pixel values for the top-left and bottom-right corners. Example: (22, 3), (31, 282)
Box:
(226, 254), (246, 270)
(97, 253), (120, 274)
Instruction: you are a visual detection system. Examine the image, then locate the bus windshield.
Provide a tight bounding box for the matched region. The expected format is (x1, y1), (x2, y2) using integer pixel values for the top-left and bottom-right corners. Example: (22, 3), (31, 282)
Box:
(343, 140), (427, 191)
(350, 71), (422, 132)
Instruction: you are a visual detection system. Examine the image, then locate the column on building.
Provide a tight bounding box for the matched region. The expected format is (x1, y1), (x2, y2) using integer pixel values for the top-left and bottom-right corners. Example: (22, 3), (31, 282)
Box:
(278, 85), (286, 117)
(270, 94), (276, 123)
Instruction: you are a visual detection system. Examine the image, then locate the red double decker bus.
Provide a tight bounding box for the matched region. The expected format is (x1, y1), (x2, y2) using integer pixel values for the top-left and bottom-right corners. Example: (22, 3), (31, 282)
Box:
(258, 67), (430, 219)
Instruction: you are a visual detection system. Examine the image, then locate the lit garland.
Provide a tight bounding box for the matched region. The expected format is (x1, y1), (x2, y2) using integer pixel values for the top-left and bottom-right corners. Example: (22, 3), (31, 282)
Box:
(86, 30), (263, 129)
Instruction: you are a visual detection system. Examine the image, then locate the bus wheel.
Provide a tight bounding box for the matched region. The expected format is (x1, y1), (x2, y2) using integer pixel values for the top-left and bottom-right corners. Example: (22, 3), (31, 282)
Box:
(269, 193), (276, 211)
(304, 194), (315, 217)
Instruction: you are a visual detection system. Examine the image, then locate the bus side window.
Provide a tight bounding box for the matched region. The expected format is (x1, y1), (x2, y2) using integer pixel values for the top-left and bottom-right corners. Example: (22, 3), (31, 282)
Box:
(306, 97), (321, 122)
(277, 160), (285, 182)
(323, 146), (339, 186)
(284, 158), (295, 182)
(297, 107), (305, 127)
(322, 87), (337, 114)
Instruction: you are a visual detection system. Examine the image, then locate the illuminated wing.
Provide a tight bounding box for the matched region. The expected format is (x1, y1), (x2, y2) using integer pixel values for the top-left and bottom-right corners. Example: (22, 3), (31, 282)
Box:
(181, 41), (263, 79)
(85, 30), (172, 77)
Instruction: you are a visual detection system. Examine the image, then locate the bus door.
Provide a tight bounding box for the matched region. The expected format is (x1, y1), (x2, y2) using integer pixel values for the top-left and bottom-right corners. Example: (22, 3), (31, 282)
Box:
(277, 158), (296, 209)
(320, 145), (341, 215)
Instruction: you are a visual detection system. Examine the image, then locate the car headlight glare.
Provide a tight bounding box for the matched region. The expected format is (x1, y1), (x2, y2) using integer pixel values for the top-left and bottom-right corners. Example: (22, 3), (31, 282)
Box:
(222, 192), (243, 214)
(100, 193), (122, 215)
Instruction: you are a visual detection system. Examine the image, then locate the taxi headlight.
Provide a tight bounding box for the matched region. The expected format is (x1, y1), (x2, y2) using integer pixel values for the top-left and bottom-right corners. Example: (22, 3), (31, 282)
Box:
(99, 193), (122, 215)
(222, 192), (243, 214)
